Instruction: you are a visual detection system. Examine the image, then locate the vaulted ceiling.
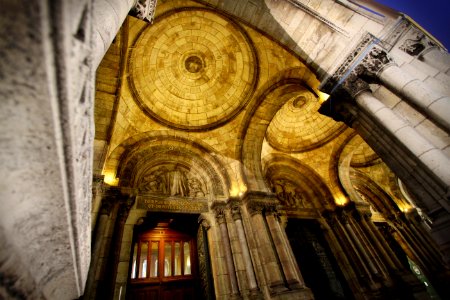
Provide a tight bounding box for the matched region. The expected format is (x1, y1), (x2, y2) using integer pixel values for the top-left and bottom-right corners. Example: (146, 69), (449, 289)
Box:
(93, 0), (409, 215)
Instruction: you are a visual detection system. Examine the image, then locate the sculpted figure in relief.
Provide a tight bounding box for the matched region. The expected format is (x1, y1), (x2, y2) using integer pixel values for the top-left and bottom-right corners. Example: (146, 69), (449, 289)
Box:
(139, 164), (206, 198)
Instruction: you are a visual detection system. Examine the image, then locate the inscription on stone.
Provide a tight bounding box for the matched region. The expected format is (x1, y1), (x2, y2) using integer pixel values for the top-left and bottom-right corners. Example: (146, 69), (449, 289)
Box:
(137, 196), (208, 213)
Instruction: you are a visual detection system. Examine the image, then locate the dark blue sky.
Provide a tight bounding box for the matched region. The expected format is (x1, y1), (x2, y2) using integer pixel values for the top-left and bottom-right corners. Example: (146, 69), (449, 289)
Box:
(376, 0), (450, 49)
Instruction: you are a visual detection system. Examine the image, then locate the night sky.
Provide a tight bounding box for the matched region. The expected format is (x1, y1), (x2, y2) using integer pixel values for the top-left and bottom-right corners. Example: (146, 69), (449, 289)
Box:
(375, 0), (450, 49)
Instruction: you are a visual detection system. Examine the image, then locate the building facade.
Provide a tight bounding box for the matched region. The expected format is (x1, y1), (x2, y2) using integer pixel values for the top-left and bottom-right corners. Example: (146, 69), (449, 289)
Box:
(1, 0), (449, 299)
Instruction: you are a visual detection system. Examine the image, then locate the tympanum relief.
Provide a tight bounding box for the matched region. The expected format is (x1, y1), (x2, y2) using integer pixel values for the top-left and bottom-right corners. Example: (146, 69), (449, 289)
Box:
(138, 164), (207, 198)
(271, 179), (312, 209)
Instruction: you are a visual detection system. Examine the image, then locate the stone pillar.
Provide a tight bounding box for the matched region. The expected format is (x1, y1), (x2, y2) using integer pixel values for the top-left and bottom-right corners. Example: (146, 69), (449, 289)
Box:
(341, 210), (382, 279)
(244, 195), (288, 294)
(83, 187), (122, 300)
(91, 175), (105, 232)
(92, 0), (158, 69)
(265, 208), (303, 289)
(419, 47), (450, 73)
(198, 216), (216, 300)
(319, 216), (365, 299)
(320, 63), (450, 265)
(214, 206), (240, 298)
(377, 63), (450, 132)
(230, 204), (259, 294)
(359, 212), (403, 271)
(355, 90), (450, 187)
(353, 44), (450, 132)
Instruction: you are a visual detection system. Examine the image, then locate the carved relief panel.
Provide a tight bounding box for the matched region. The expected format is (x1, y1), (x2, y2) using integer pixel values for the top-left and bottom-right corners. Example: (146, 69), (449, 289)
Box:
(270, 179), (312, 209)
(138, 164), (208, 198)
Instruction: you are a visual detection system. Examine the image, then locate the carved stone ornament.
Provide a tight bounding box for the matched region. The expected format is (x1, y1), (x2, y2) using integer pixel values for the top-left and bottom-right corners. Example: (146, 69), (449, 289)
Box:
(270, 179), (311, 209)
(131, 0), (158, 23)
(230, 205), (242, 221)
(321, 34), (395, 96)
(198, 215), (211, 230)
(399, 26), (437, 57)
(360, 45), (395, 78)
(138, 164), (207, 198)
(214, 205), (227, 224)
(246, 201), (264, 216)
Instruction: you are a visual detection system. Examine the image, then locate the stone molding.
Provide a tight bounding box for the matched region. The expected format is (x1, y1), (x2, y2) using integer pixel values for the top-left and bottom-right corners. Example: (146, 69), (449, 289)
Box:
(321, 34), (396, 97)
(285, 0), (349, 36)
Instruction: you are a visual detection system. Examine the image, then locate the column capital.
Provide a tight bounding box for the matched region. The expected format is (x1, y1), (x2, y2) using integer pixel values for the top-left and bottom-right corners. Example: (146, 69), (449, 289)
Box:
(359, 45), (396, 79)
(198, 214), (212, 230)
(130, 0), (158, 23)
(226, 197), (245, 220)
(243, 191), (279, 216)
(320, 34), (396, 96)
(212, 203), (227, 224)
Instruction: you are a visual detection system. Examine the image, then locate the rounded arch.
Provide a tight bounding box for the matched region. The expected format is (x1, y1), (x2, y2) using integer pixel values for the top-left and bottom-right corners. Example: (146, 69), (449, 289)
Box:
(237, 66), (320, 192)
(262, 154), (335, 211)
(350, 169), (401, 219)
(105, 131), (231, 198)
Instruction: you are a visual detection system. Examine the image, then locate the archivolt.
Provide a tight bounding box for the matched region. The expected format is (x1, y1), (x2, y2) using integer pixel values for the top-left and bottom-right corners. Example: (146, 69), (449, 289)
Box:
(263, 153), (335, 210)
(237, 67), (318, 192)
(106, 132), (230, 197)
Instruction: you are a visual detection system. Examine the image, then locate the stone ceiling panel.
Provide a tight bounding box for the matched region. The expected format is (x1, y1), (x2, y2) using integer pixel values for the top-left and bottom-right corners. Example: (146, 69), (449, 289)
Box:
(266, 90), (345, 152)
(129, 8), (257, 131)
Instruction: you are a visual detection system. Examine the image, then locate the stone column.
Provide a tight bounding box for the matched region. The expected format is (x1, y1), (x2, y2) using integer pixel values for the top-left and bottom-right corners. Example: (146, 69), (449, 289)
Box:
(359, 212), (402, 271)
(357, 90), (450, 180)
(378, 64), (450, 132)
(92, 0), (158, 69)
(319, 215), (365, 299)
(198, 217), (216, 300)
(214, 206), (240, 298)
(245, 196), (288, 294)
(321, 68), (450, 265)
(265, 208), (303, 289)
(341, 210), (382, 279)
(356, 44), (450, 132)
(230, 204), (259, 294)
(84, 187), (122, 300)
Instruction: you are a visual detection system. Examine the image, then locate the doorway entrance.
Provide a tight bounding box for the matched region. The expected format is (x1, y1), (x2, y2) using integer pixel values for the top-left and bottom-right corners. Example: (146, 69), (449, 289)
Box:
(286, 219), (353, 300)
(127, 214), (202, 299)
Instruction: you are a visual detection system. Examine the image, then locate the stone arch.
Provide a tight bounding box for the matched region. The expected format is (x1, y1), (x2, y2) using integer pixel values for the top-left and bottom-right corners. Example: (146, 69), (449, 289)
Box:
(349, 169), (400, 219)
(237, 66), (319, 192)
(106, 132), (231, 198)
(262, 153), (335, 211)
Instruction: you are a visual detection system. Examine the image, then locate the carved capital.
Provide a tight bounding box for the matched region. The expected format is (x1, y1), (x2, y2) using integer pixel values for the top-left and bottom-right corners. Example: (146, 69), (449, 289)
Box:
(213, 205), (227, 224)
(131, 0), (158, 23)
(320, 34), (395, 97)
(198, 214), (211, 230)
(230, 205), (242, 221)
(246, 201), (264, 216)
(360, 45), (396, 79)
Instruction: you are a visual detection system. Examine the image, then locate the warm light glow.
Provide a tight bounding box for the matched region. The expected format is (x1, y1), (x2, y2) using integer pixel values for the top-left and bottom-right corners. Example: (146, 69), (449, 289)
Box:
(318, 91), (330, 104)
(398, 204), (413, 213)
(230, 183), (247, 198)
(334, 195), (348, 206)
(230, 186), (240, 197)
(103, 172), (119, 186)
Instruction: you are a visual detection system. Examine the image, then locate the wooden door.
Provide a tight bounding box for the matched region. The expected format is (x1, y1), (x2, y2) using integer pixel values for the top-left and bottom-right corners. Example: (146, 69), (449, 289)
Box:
(127, 225), (199, 300)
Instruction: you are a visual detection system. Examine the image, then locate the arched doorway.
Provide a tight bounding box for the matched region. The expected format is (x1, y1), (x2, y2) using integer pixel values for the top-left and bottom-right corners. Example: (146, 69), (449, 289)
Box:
(286, 219), (353, 300)
(127, 213), (203, 300)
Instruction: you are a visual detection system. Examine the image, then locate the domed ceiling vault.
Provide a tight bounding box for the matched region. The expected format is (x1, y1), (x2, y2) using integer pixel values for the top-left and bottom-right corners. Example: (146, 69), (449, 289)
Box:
(95, 0), (398, 208)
